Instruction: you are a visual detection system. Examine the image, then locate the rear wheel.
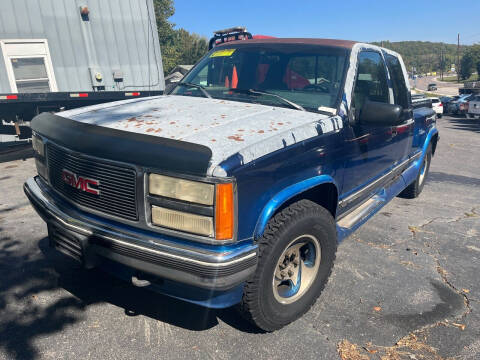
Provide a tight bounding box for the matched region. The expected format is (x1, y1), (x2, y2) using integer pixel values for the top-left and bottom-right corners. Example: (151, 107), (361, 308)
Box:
(398, 144), (432, 199)
(238, 200), (337, 331)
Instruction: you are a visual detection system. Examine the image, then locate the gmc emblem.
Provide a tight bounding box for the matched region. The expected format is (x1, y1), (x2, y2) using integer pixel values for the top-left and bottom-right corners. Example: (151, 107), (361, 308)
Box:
(62, 169), (100, 195)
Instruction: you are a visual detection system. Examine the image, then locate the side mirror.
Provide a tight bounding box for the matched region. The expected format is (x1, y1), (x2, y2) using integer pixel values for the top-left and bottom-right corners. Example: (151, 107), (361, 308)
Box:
(359, 101), (403, 126)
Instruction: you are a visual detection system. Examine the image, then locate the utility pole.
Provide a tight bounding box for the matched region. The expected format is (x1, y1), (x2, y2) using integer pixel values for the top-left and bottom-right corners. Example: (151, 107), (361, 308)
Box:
(457, 33), (460, 83)
(440, 49), (444, 81)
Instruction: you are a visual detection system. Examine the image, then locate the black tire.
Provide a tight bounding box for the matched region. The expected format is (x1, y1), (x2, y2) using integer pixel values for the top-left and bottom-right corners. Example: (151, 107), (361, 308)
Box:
(238, 199), (337, 331)
(398, 144), (432, 199)
(437, 114), (442, 118)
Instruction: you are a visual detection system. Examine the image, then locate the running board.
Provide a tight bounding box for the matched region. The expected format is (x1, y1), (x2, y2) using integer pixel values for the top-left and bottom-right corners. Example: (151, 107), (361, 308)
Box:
(336, 173), (408, 242)
(337, 195), (384, 229)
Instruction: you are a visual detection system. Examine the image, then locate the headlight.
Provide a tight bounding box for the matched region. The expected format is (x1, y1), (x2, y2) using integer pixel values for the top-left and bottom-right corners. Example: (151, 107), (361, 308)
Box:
(149, 174), (214, 205)
(32, 133), (48, 180)
(32, 133), (45, 158)
(148, 174), (234, 240)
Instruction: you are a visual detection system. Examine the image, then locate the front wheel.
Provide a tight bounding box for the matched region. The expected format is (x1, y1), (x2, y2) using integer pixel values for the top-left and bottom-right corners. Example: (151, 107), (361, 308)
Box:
(238, 200), (337, 331)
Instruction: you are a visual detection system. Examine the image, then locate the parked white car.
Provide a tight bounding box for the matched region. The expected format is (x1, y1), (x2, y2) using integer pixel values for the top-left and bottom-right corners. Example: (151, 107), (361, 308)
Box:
(467, 95), (480, 119)
(431, 97), (444, 118)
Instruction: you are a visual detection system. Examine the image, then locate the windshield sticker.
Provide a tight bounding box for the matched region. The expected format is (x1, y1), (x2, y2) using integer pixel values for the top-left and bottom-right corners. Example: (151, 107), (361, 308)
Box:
(210, 49), (236, 58)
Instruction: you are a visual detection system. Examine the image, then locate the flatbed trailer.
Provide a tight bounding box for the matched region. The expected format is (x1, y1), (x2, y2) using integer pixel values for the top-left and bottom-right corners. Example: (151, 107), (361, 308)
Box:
(459, 81), (480, 95)
(0, 0), (165, 143)
(0, 90), (163, 140)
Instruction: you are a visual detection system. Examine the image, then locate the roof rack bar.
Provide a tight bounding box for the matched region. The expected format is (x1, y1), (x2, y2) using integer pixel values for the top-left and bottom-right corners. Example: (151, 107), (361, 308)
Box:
(209, 26), (253, 50)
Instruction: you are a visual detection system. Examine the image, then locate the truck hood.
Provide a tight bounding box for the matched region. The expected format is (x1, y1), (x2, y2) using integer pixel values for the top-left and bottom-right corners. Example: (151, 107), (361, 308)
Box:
(59, 96), (342, 176)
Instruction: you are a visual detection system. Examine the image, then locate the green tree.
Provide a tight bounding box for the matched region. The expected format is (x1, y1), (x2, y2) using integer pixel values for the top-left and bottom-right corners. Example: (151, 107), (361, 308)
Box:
(153, 0), (175, 46)
(461, 52), (474, 79)
(153, 0), (208, 74)
(460, 44), (480, 80)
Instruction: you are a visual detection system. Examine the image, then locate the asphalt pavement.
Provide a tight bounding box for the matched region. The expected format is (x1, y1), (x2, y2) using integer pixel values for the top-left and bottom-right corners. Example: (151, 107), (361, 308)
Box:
(411, 76), (462, 96)
(1, 115), (479, 359)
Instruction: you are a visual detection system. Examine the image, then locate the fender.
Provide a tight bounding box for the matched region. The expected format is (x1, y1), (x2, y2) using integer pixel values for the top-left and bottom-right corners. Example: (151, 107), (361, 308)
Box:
(253, 175), (338, 240)
(402, 126), (439, 186)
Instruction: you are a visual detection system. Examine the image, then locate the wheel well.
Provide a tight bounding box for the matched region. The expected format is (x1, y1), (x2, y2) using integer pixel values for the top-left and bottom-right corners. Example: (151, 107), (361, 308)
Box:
(274, 183), (338, 219)
(431, 133), (439, 155)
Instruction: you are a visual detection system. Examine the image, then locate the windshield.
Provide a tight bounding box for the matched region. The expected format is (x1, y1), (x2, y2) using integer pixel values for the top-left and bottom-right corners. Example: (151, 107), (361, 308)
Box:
(171, 43), (349, 113)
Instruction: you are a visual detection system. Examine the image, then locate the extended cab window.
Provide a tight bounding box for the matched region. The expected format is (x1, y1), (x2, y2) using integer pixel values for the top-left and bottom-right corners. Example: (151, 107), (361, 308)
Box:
(385, 54), (409, 109)
(352, 51), (389, 119)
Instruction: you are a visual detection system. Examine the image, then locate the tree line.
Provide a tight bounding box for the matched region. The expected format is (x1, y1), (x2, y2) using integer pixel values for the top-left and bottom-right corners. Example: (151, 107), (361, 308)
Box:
(153, 0), (208, 75)
(154, 1), (478, 81)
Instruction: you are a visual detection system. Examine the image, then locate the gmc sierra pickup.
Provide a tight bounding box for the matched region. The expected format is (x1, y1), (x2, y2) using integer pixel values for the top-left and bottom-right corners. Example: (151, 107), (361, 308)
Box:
(24, 38), (438, 331)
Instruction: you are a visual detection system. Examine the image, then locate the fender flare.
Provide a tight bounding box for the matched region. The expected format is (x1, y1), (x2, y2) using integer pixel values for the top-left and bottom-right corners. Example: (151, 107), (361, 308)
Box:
(415, 127), (439, 170)
(253, 175), (338, 240)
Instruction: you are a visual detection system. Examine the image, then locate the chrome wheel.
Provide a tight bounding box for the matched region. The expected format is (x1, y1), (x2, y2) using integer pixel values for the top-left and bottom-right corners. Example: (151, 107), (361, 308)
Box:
(272, 234), (321, 304)
(419, 155), (429, 186)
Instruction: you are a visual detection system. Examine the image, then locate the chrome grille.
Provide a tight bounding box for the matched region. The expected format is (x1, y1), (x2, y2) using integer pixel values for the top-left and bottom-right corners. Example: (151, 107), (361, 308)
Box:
(47, 143), (138, 221)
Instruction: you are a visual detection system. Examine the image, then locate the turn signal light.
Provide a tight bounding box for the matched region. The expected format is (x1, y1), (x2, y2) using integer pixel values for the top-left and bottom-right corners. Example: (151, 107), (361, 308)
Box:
(215, 183), (234, 240)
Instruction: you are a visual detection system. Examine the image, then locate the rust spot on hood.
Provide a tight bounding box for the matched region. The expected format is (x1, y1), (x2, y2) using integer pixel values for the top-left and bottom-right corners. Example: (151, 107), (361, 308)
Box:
(146, 128), (154, 132)
(228, 135), (244, 142)
(258, 130), (265, 133)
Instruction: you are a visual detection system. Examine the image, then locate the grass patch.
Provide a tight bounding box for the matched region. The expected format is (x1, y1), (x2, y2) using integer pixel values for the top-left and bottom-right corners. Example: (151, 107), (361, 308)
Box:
(440, 74), (478, 83)
(412, 88), (439, 97)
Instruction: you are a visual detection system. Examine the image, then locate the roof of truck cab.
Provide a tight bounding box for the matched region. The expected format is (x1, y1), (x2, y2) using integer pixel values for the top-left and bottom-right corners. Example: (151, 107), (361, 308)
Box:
(216, 38), (358, 49)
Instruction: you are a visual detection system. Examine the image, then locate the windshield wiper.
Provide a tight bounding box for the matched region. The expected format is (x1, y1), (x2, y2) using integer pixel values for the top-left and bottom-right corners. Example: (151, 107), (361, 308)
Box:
(248, 89), (305, 111)
(229, 88), (305, 111)
(177, 82), (212, 98)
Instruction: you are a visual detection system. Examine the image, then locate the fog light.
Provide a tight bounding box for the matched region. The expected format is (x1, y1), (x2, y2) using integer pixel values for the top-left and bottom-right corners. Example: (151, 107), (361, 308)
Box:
(151, 206), (214, 237)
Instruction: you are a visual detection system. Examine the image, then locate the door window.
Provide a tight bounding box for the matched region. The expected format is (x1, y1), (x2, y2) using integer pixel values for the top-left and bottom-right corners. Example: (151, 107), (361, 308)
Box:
(384, 54), (409, 109)
(352, 51), (389, 119)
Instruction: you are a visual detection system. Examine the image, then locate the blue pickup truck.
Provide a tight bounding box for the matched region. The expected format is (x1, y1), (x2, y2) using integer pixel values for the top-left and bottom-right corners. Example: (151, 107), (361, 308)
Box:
(24, 38), (438, 331)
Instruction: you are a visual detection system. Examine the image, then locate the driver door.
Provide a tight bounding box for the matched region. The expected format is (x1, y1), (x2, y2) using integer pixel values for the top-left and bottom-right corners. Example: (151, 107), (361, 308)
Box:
(341, 50), (398, 209)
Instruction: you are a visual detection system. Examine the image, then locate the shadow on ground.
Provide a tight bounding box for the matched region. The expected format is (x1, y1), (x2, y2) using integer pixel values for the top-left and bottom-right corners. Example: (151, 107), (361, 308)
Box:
(428, 171), (480, 187)
(0, 236), (257, 359)
(444, 115), (480, 133)
(0, 144), (34, 163)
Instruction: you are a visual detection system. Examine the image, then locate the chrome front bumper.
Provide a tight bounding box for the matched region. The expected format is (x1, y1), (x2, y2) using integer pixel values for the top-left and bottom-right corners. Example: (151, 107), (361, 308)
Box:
(24, 176), (257, 291)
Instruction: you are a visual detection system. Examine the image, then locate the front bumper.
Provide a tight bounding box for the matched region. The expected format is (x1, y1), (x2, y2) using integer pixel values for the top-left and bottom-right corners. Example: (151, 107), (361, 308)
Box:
(24, 177), (257, 296)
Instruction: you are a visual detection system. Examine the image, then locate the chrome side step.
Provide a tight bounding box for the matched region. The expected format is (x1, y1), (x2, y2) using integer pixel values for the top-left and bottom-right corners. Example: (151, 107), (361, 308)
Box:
(337, 195), (383, 229)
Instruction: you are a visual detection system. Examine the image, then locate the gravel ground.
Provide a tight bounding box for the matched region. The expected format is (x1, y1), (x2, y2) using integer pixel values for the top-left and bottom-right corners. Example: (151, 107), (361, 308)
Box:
(0, 115), (479, 360)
